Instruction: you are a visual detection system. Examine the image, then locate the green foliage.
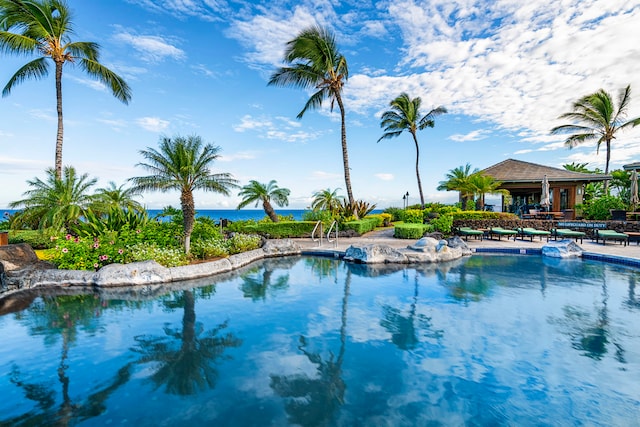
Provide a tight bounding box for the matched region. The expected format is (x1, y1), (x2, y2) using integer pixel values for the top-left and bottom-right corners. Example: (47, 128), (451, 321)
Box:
(342, 217), (379, 234)
(8, 230), (54, 249)
(239, 221), (317, 238)
(465, 199), (476, 211)
(191, 238), (229, 259)
(394, 223), (430, 239)
(581, 195), (627, 220)
(227, 234), (262, 254)
(429, 214), (453, 235)
(302, 209), (335, 224)
(400, 209), (424, 224)
(71, 207), (149, 238)
(338, 199), (377, 219)
(127, 243), (189, 267)
(366, 213), (392, 227)
(382, 207), (404, 221)
(191, 216), (223, 241)
(451, 211), (517, 220)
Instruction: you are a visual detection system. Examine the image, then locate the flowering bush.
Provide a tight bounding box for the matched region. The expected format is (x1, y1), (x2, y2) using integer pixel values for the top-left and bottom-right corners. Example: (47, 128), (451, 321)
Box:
(50, 233), (128, 270)
(191, 238), (229, 259)
(127, 243), (188, 267)
(227, 234), (262, 254)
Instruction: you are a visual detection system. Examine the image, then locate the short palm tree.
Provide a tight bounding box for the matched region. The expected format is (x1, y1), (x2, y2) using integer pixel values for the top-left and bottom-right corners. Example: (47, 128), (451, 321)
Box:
(465, 173), (508, 211)
(9, 166), (97, 231)
(268, 26), (355, 207)
(437, 163), (478, 209)
(92, 181), (144, 214)
(0, 0), (131, 179)
(551, 85), (640, 191)
(311, 188), (344, 213)
(378, 93), (447, 208)
(237, 180), (290, 223)
(129, 135), (238, 254)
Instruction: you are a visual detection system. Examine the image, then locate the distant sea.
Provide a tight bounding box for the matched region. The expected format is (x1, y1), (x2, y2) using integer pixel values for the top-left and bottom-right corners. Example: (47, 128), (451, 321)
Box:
(3, 209), (383, 222)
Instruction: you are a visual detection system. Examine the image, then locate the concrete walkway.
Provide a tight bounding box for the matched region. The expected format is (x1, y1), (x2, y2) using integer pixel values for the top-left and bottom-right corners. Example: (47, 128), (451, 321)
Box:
(295, 227), (640, 260)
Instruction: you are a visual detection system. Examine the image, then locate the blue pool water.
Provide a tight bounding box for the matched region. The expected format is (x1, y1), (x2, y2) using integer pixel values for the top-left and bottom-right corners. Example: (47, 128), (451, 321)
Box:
(1, 255), (639, 426)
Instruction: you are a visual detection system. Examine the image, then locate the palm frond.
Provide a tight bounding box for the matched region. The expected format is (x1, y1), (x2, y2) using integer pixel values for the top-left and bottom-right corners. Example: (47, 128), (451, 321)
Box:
(2, 56), (48, 95)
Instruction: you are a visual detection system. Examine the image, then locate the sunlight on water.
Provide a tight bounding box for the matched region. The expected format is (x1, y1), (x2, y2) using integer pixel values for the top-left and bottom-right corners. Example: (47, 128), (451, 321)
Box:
(1, 255), (640, 426)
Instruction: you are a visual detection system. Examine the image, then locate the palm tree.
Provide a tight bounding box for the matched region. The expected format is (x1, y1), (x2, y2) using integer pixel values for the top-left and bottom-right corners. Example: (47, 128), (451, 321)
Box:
(92, 181), (144, 214)
(465, 173), (508, 210)
(268, 26), (355, 206)
(551, 85), (640, 192)
(311, 188), (344, 213)
(237, 180), (290, 223)
(378, 92), (447, 208)
(9, 166), (97, 231)
(129, 135), (238, 254)
(0, 0), (131, 179)
(437, 163), (479, 209)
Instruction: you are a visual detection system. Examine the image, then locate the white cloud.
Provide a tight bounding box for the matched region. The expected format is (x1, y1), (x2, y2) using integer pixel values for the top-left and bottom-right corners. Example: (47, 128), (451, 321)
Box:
(310, 170), (342, 180)
(218, 151), (258, 162)
(375, 173), (394, 181)
(233, 114), (321, 143)
(135, 117), (170, 132)
(125, 0), (229, 21)
(449, 129), (490, 142)
(114, 30), (186, 62)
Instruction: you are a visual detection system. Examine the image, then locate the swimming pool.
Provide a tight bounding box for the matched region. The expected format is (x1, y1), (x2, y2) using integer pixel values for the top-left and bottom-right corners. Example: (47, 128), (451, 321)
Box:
(1, 255), (639, 426)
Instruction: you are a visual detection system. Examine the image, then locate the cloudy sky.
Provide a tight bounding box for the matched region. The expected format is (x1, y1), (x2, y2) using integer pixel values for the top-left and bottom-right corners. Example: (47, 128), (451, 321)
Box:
(1, 0), (639, 210)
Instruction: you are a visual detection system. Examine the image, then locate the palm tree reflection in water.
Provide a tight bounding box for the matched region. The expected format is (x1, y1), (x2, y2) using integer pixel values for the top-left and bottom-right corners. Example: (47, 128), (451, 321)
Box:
(133, 288), (242, 395)
(270, 261), (350, 426)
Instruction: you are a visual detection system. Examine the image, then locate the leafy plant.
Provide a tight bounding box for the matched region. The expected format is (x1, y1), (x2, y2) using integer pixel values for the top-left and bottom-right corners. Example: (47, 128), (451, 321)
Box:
(429, 214), (453, 235)
(581, 195), (626, 220)
(400, 209), (424, 224)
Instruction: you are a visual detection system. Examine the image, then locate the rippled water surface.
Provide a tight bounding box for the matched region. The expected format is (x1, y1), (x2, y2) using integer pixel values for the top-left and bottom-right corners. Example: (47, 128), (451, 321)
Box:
(1, 255), (640, 426)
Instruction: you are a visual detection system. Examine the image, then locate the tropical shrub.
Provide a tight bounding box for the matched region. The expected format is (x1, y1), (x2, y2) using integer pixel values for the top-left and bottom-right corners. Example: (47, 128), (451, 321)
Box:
(227, 234), (262, 254)
(8, 230), (54, 249)
(382, 207), (404, 222)
(71, 207), (149, 238)
(191, 216), (223, 241)
(581, 195), (627, 220)
(342, 217), (379, 235)
(338, 199), (377, 219)
(367, 213), (392, 227)
(451, 211), (517, 220)
(302, 209), (335, 224)
(127, 243), (188, 267)
(190, 238), (229, 259)
(429, 214), (453, 235)
(394, 223), (430, 239)
(401, 209), (424, 224)
(240, 221), (316, 238)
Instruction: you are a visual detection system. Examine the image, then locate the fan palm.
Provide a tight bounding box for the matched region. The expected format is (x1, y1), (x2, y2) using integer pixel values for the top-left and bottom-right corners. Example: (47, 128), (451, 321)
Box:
(237, 180), (290, 223)
(129, 135), (238, 254)
(0, 0), (131, 179)
(311, 188), (344, 213)
(268, 26), (355, 207)
(551, 85), (640, 191)
(9, 166), (97, 231)
(437, 163), (479, 209)
(378, 93), (447, 208)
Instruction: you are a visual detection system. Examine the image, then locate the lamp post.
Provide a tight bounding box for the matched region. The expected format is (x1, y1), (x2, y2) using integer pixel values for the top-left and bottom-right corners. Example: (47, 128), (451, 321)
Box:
(403, 192), (409, 209)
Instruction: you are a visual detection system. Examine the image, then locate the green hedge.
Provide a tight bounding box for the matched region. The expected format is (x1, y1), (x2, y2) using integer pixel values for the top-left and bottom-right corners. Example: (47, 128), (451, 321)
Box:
(342, 217), (379, 234)
(8, 230), (54, 249)
(451, 211), (518, 220)
(240, 221), (317, 238)
(394, 223), (431, 239)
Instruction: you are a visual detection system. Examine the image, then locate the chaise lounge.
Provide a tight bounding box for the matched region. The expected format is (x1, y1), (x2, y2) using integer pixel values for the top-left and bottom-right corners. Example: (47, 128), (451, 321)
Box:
(594, 229), (629, 246)
(552, 228), (586, 243)
(517, 227), (551, 242)
(489, 227), (517, 241)
(457, 227), (484, 241)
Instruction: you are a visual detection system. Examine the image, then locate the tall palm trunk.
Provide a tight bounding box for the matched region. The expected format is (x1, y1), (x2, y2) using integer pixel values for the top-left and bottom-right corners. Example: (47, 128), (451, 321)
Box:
(55, 60), (64, 180)
(181, 190), (195, 254)
(410, 131), (425, 208)
(604, 138), (612, 194)
(335, 94), (355, 208)
(263, 199), (279, 222)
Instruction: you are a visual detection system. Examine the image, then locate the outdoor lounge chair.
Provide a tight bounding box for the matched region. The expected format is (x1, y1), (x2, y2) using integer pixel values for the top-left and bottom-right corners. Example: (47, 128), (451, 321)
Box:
(552, 228), (585, 243)
(517, 227), (551, 242)
(457, 227), (484, 241)
(595, 229), (629, 246)
(489, 227), (517, 240)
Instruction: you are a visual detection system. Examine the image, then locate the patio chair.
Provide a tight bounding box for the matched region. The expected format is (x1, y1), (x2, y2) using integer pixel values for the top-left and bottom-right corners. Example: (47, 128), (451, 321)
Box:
(489, 227), (517, 240)
(517, 227), (551, 242)
(456, 226), (484, 241)
(551, 228), (585, 244)
(594, 229), (629, 246)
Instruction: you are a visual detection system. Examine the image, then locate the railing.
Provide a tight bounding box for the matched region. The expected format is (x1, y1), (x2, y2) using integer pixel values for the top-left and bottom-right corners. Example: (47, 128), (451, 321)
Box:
(311, 220), (323, 246)
(326, 221), (338, 248)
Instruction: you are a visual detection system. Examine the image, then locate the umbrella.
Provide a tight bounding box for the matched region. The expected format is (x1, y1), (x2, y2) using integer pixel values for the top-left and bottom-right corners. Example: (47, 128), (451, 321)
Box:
(540, 175), (550, 210)
(631, 170), (639, 210)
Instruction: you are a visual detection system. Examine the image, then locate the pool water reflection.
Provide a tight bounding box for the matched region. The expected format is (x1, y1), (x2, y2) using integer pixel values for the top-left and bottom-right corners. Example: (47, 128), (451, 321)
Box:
(1, 255), (640, 426)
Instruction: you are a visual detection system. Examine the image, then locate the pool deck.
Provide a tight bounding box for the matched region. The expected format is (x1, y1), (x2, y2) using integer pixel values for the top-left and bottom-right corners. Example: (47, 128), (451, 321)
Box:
(295, 228), (640, 263)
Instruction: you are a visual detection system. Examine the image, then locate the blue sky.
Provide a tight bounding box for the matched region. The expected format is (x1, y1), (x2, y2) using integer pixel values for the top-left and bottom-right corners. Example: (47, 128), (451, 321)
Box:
(1, 0), (639, 210)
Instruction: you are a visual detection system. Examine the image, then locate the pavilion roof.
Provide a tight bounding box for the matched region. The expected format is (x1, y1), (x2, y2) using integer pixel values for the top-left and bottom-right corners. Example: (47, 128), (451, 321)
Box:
(480, 159), (609, 183)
